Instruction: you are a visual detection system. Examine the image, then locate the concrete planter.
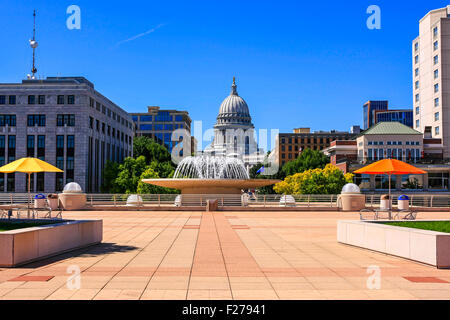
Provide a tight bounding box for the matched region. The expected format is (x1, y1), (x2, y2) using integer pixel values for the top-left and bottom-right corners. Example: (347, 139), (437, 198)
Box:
(0, 219), (102, 267)
(337, 220), (450, 268)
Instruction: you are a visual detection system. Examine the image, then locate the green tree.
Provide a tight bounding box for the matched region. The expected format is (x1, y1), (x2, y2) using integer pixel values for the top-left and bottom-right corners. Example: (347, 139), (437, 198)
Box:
(281, 148), (329, 178)
(249, 162), (281, 194)
(137, 167), (179, 194)
(133, 136), (172, 164)
(274, 164), (353, 195)
(100, 160), (120, 193)
(114, 156), (148, 194)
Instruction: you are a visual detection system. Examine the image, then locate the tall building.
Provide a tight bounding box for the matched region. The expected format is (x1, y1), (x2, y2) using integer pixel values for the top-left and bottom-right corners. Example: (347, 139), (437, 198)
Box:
(363, 100), (413, 129)
(363, 100), (388, 129)
(205, 78), (264, 168)
(374, 109), (414, 128)
(413, 6), (450, 157)
(276, 128), (358, 166)
(131, 106), (192, 154)
(0, 77), (133, 193)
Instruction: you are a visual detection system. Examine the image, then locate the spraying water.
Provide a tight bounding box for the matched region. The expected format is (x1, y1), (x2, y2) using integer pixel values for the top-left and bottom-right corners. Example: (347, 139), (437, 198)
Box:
(173, 155), (249, 179)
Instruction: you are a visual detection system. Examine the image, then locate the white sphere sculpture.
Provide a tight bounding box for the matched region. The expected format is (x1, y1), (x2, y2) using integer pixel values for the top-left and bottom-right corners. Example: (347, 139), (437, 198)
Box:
(341, 183), (361, 194)
(126, 194), (143, 206)
(63, 182), (83, 194)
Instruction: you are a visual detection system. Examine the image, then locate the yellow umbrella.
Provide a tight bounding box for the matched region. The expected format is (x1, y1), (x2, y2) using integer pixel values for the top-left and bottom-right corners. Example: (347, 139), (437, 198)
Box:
(0, 158), (63, 217)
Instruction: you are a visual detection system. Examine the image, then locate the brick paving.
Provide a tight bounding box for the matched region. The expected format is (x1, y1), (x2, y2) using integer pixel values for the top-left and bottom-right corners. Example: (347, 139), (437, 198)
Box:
(0, 210), (449, 300)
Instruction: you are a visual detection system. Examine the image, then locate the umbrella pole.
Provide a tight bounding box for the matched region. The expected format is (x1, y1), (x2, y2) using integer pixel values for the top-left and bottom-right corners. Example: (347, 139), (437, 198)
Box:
(27, 173), (30, 219)
(388, 173), (392, 218)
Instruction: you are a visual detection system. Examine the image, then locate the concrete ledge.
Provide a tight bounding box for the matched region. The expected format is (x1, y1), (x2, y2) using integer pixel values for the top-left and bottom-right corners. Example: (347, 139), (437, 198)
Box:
(83, 205), (339, 211)
(337, 220), (450, 268)
(0, 219), (102, 267)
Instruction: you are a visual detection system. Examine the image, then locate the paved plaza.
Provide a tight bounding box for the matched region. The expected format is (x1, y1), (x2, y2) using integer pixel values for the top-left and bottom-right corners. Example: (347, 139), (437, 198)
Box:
(0, 210), (449, 300)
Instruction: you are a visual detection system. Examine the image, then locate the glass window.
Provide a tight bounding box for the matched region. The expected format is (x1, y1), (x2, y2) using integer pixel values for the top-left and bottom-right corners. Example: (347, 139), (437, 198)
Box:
(415, 81), (419, 89)
(57, 114), (75, 126)
(38, 95), (45, 104)
(434, 41), (439, 50)
(67, 95), (75, 104)
(139, 124), (152, 130)
(140, 115), (152, 122)
(57, 95), (65, 104)
(414, 42), (419, 52)
(28, 95), (35, 104)
(155, 111), (172, 122)
(132, 115), (138, 122)
(433, 26), (438, 37)
(435, 98), (439, 107)
(402, 175), (423, 189)
(434, 55), (439, 65)
(0, 96), (4, 104)
(27, 115), (45, 127)
(415, 68), (419, 77)
(416, 119), (419, 128)
(375, 175), (396, 190)
(435, 126), (440, 135)
(8, 96), (16, 104)
(175, 115), (183, 121)
(434, 69), (439, 79)
(414, 55), (419, 64)
(428, 173), (449, 190)
(415, 94), (419, 102)
(415, 106), (419, 115)
(435, 112), (440, 121)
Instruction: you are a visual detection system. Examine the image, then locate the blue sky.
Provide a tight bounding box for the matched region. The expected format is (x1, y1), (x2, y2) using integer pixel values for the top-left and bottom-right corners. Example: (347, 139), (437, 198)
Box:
(0, 0), (446, 137)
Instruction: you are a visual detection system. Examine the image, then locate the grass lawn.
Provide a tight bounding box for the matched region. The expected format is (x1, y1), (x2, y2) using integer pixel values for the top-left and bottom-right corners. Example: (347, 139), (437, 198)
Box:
(0, 221), (59, 232)
(383, 221), (450, 233)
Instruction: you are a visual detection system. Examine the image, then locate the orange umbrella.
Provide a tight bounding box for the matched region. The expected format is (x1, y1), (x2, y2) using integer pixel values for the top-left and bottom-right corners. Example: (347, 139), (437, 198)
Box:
(354, 159), (426, 210)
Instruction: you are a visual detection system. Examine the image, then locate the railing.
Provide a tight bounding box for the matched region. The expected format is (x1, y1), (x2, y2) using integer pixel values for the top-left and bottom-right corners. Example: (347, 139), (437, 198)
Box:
(2, 193), (450, 209)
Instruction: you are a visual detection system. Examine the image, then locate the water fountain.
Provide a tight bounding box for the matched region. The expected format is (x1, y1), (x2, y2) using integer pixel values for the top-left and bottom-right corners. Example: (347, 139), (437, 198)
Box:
(142, 155), (280, 196)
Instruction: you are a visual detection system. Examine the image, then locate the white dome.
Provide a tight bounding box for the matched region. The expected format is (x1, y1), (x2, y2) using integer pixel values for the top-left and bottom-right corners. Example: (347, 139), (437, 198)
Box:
(341, 183), (361, 194)
(280, 195), (296, 206)
(216, 77), (252, 126)
(126, 194), (143, 206)
(63, 182), (83, 193)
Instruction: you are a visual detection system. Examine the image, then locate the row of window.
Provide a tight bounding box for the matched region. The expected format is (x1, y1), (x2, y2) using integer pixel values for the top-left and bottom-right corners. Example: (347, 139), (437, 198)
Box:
(139, 123), (184, 131)
(367, 148), (421, 160)
(28, 95), (75, 105)
(25, 114), (75, 127)
(368, 141), (420, 146)
(0, 94), (76, 105)
(89, 97), (132, 130)
(280, 136), (352, 145)
(133, 114), (184, 122)
(89, 116), (132, 145)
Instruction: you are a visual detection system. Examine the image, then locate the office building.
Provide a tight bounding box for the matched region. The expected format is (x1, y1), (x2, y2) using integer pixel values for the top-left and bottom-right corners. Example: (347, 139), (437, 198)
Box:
(131, 106), (193, 155)
(276, 128), (358, 166)
(363, 101), (388, 129)
(413, 6), (450, 157)
(363, 100), (413, 129)
(0, 77), (133, 193)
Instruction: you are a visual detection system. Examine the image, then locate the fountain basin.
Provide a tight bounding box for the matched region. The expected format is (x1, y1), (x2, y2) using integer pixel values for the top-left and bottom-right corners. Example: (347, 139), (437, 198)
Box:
(142, 178), (281, 194)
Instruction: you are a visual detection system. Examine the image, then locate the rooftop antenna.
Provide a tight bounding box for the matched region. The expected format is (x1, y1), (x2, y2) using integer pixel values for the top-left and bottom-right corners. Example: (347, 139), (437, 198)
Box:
(28, 10), (38, 79)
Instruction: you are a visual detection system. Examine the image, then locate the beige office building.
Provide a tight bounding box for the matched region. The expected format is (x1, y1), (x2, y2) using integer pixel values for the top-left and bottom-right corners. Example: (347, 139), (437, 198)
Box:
(413, 6), (450, 157)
